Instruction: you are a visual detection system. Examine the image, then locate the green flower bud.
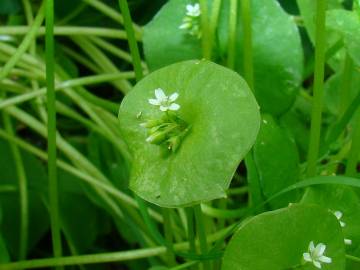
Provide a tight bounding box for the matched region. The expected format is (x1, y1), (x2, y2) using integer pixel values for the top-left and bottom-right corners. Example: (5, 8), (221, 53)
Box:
(140, 119), (164, 128)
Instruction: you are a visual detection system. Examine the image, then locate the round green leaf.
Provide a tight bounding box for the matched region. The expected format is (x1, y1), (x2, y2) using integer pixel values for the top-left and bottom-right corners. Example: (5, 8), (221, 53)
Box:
(248, 114), (300, 209)
(118, 60), (260, 207)
(301, 186), (360, 266)
(218, 0), (303, 116)
(222, 204), (346, 270)
(143, 0), (202, 71)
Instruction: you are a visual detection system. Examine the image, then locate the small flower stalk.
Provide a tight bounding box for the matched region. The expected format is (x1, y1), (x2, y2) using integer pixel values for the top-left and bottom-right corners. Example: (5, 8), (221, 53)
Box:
(179, 3), (202, 38)
(140, 88), (190, 152)
(332, 210), (352, 246)
(303, 241), (332, 269)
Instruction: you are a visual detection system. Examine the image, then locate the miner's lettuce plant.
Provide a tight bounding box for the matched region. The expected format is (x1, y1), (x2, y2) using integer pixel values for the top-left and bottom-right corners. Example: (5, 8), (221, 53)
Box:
(0, 0), (359, 270)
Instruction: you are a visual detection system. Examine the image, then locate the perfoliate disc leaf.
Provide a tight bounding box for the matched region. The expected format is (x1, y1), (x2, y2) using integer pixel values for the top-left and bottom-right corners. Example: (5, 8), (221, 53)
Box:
(118, 60), (260, 207)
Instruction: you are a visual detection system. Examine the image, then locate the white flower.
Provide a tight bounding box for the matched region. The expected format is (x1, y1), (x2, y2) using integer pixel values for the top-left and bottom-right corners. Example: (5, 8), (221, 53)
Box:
(333, 211), (346, 227)
(186, 3), (201, 17)
(345, 239), (352, 245)
(179, 3), (202, 38)
(148, 88), (180, 112)
(303, 241), (332, 269)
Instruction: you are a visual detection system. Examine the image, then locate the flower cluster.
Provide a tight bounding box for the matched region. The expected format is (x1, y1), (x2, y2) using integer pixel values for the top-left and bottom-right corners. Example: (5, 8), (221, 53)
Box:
(333, 210), (352, 245)
(303, 241), (332, 269)
(140, 88), (189, 152)
(179, 3), (202, 38)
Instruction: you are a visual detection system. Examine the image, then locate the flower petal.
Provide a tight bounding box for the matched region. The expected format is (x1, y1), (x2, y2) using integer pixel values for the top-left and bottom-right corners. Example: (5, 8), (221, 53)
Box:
(303, 252), (312, 262)
(340, 221), (346, 227)
(319, 255), (332, 264)
(313, 243), (325, 257)
(169, 103), (180, 111)
(309, 241), (315, 252)
(149, 98), (160, 105)
(316, 243), (326, 256)
(186, 4), (193, 12)
(345, 239), (352, 245)
(169, 92), (179, 102)
(155, 88), (167, 100)
(334, 211), (343, 220)
(160, 105), (169, 112)
(313, 261), (322, 269)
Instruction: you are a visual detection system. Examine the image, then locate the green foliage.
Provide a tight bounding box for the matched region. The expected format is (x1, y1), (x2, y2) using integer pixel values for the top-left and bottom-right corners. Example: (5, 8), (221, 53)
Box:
(247, 114), (300, 209)
(218, 0), (303, 116)
(222, 204), (346, 270)
(143, 0), (202, 71)
(326, 9), (360, 66)
(0, 0), (359, 269)
(0, 139), (49, 258)
(118, 60), (260, 207)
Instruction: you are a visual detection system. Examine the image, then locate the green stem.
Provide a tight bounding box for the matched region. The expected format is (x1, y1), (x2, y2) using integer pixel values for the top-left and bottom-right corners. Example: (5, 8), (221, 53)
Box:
(171, 261), (199, 270)
(185, 208), (196, 255)
(22, 0), (48, 122)
(71, 36), (132, 93)
(0, 185), (17, 193)
(200, 0), (211, 59)
(241, 0), (254, 90)
(45, 0), (63, 264)
(83, 0), (142, 37)
(0, 73), (133, 110)
(339, 54), (353, 116)
(0, 128), (162, 223)
(56, 2), (86, 25)
(207, 0), (222, 60)
(2, 114), (28, 260)
(306, 0), (327, 177)
(89, 36), (147, 69)
(346, 109), (360, 177)
(194, 205), (210, 270)
(346, 254), (360, 263)
(227, 0), (237, 69)
(0, 26), (130, 40)
(136, 196), (166, 245)
(303, 39), (343, 80)
(0, 226), (232, 269)
(0, 2), (44, 80)
(325, 90), (360, 148)
(162, 208), (176, 265)
(118, 0), (144, 81)
(61, 45), (101, 73)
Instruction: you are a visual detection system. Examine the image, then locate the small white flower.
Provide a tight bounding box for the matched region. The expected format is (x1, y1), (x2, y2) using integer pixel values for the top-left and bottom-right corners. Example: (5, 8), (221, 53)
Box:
(344, 239), (352, 245)
(179, 3), (202, 38)
(148, 88), (180, 112)
(333, 210), (346, 227)
(303, 241), (332, 269)
(186, 3), (201, 17)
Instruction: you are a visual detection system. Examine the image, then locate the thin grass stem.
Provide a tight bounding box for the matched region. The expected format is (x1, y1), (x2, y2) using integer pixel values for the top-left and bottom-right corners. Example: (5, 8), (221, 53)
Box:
(306, 0), (327, 177)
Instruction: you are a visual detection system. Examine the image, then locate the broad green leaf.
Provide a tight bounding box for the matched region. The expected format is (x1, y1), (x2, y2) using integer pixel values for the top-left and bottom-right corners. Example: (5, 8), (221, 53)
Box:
(143, 0), (202, 71)
(248, 115), (300, 209)
(0, 139), (49, 258)
(301, 185), (360, 270)
(222, 204), (346, 270)
(118, 60), (260, 207)
(296, 0), (342, 43)
(218, 0), (303, 116)
(326, 9), (360, 66)
(280, 108), (310, 161)
(324, 67), (360, 116)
